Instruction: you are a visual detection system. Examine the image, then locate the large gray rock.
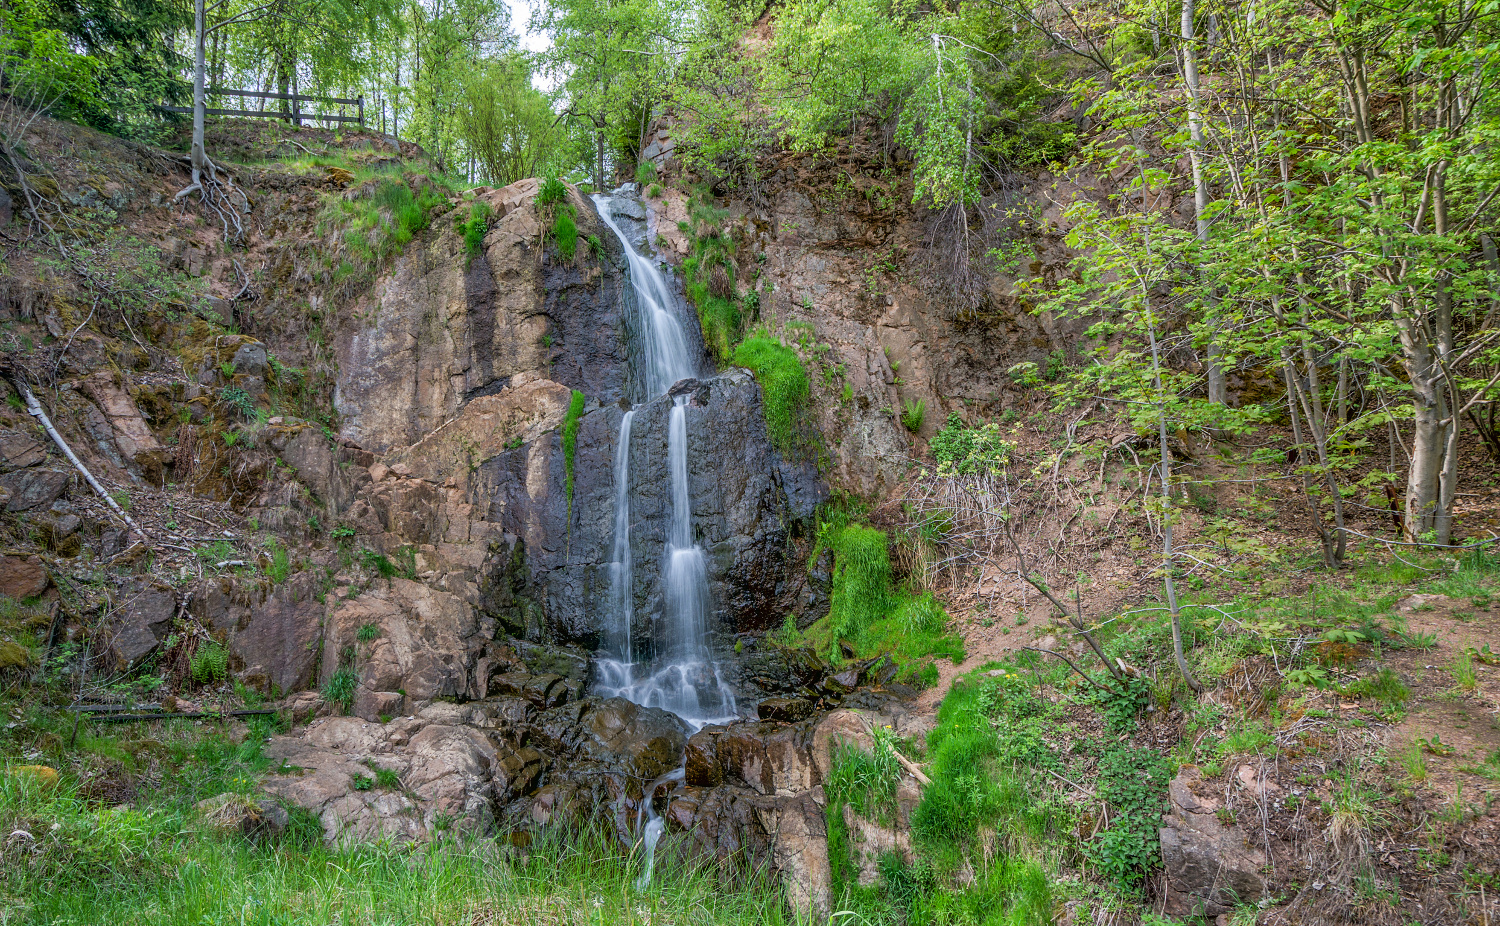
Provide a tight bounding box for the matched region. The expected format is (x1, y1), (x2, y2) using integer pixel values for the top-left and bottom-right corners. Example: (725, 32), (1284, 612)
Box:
(108, 579), (177, 669)
(1160, 765), (1269, 916)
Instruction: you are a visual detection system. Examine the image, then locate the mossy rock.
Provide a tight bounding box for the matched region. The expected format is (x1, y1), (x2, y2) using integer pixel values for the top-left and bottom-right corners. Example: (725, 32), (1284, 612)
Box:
(7, 765), (59, 789)
(0, 640), (32, 669)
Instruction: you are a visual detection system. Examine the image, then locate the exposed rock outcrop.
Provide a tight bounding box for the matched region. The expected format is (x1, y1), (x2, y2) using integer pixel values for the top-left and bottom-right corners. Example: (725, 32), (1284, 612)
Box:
(1159, 764), (1270, 916)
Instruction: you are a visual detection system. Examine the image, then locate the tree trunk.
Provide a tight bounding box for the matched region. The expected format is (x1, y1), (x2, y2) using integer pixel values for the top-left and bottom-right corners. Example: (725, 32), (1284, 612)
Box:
(595, 129), (605, 192)
(1399, 311), (1453, 543)
(189, 0), (208, 183)
(1181, 0), (1227, 405)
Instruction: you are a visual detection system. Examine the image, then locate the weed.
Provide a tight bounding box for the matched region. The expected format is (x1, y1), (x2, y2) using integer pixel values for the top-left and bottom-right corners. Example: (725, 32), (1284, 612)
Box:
(350, 773), (373, 791)
(264, 540), (290, 585)
(1091, 745), (1172, 889)
(360, 549), (398, 579)
(1451, 652), (1478, 695)
(550, 206), (579, 260)
(190, 641), (229, 685)
(930, 413), (1015, 476)
(321, 668), (357, 713)
(562, 389), (586, 518)
(1399, 746), (1428, 783)
(901, 398), (925, 432)
(374, 767), (401, 789)
(537, 175), (567, 207)
(635, 160), (657, 185)
(357, 623), (381, 644)
(1343, 668), (1410, 710)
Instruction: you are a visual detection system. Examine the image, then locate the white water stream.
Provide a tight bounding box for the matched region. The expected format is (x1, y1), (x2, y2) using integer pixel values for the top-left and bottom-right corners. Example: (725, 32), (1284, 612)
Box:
(590, 193), (738, 734)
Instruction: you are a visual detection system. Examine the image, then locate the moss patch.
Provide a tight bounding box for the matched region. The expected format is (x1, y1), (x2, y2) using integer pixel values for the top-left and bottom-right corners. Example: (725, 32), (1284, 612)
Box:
(731, 335), (809, 456)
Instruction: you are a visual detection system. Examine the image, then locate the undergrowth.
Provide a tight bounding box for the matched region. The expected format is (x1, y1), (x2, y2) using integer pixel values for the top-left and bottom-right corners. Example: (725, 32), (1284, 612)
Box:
(562, 389), (586, 518)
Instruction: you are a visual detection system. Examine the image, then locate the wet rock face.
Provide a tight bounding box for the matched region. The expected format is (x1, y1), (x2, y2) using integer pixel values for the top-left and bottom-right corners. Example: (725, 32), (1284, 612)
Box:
(478, 368), (824, 651)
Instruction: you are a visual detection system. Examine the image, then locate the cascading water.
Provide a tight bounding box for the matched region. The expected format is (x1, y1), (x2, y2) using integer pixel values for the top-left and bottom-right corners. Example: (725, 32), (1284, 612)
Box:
(590, 192), (738, 733)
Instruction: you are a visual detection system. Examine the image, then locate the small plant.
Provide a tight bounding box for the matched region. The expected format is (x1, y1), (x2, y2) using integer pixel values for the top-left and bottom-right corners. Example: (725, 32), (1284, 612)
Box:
(458, 201), (492, 263)
(635, 160), (657, 185)
(1419, 735), (1456, 756)
(322, 668), (358, 712)
(265, 539), (290, 585)
(357, 622), (381, 643)
(331, 525), (356, 541)
(900, 398), (925, 433)
(551, 206), (578, 260)
(648, 183), (663, 198)
(351, 774), (373, 791)
(1396, 629), (1438, 651)
(220, 385), (257, 420)
(1451, 652), (1478, 694)
(537, 176), (567, 207)
(562, 389), (586, 517)
(1399, 746), (1428, 783)
(191, 641), (229, 684)
(361, 548), (398, 579)
(374, 767), (401, 789)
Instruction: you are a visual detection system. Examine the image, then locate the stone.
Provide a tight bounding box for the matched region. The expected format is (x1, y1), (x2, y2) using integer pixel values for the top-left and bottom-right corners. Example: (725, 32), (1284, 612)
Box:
(7, 765), (59, 789)
(578, 698), (688, 782)
(192, 572), (326, 695)
(841, 804), (914, 886)
(353, 689), (404, 722)
(197, 792), (290, 840)
(77, 372), (166, 469)
(758, 789), (831, 917)
(0, 429), (46, 470)
(232, 342), (269, 377)
(1160, 766), (1269, 916)
(715, 721), (817, 796)
(108, 579), (177, 669)
(811, 710), (874, 782)
(684, 729), (723, 787)
(0, 555), (49, 599)
(0, 468), (69, 512)
(757, 697), (814, 723)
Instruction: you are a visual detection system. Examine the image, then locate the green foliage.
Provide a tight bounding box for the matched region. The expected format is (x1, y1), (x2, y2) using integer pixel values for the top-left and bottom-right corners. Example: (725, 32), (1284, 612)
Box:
(929, 413), (1015, 476)
(537, 176), (569, 207)
(324, 173), (450, 268)
(360, 549), (398, 579)
(550, 206), (578, 260)
(219, 386), (256, 421)
(562, 389), (586, 515)
(373, 767), (401, 789)
(900, 398), (925, 433)
(264, 540), (290, 585)
(357, 623), (381, 643)
(634, 160), (657, 185)
(458, 54), (567, 187)
(1090, 746), (1171, 890)
(731, 335), (809, 455)
(321, 668), (357, 712)
(458, 201), (493, 262)
(190, 641), (228, 685)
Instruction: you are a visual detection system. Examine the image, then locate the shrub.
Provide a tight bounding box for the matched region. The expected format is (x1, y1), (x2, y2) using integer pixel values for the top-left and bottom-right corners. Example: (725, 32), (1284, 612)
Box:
(1089, 746), (1172, 889)
(731, 335), (809, 454)
(264, 540), (290, 585)
(459, 201), (492, 263)
(562, 389), (586, 516)
(635, 160), (658, 185)
(360, 549), (398, 579)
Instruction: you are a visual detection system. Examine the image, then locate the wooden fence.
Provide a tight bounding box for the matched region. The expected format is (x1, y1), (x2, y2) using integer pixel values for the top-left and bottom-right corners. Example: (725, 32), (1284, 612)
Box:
(160, 88), (364, 128)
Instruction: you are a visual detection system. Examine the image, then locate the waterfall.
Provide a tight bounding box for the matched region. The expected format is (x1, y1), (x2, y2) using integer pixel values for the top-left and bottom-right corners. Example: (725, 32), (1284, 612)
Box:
(590, 193), (737, 732)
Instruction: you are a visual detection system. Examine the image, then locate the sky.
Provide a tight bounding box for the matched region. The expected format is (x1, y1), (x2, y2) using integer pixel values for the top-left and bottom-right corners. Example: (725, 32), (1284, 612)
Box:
(507, 0), (552, 53)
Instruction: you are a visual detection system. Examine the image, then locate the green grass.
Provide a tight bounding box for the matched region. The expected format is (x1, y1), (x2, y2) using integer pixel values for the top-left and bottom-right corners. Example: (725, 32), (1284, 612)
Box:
(551, 206), (578, 261)
(537, 175), (568, 207)
(731, 335), (809, 456)
(0, 774), (793, 926)
(459, 200), (493, 263)
(318, 168), (452, 269)
(562, 389), (586, 518)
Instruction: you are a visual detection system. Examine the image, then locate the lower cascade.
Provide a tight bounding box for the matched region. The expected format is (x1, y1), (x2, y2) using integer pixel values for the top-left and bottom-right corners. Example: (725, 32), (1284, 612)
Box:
(589, 191), (737, 731)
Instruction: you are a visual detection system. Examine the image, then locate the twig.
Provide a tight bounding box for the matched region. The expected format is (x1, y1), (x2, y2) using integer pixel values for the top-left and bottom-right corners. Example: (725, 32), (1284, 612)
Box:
(1020, 646), (1120, 697)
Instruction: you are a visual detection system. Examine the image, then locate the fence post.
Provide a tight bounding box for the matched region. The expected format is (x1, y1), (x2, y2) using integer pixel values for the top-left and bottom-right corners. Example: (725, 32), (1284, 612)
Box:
(358, 96), (364, 129)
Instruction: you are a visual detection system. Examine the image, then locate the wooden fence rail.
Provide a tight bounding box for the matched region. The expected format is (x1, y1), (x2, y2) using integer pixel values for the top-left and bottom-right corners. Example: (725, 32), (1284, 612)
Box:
(160, 87), (364, 128)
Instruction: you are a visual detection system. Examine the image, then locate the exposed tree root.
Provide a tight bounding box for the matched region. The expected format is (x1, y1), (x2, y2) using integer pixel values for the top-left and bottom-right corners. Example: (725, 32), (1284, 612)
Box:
(175, 154), (250, 245)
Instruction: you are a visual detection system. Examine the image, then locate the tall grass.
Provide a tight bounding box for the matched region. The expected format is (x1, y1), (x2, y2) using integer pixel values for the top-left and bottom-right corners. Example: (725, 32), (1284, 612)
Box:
(562, 389), (587, 516)
(0, 775), (791, 926)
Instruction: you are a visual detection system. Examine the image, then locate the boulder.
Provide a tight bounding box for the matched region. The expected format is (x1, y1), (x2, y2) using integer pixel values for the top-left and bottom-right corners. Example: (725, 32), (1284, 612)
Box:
(0, 555), (49, 599)
(0, 429), (47, 470)
(757, 696), (814, 723)
(577, 697), (688, 782)
(1160, 765), (1269, 916)
(841, 804), (914, 887)
(77, 372), (166, 469)
(232, 342), (269, 377)
(715, 720), (817, 796)
(811, 710), (874, 782)
(197, 793), (290, 840)
(0, 468), (69, 512)
(108, 579), (177, 669)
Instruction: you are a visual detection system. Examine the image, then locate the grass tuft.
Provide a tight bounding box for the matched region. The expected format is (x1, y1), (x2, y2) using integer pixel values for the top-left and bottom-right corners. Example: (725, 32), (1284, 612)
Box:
(731, 335), (809, 455)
